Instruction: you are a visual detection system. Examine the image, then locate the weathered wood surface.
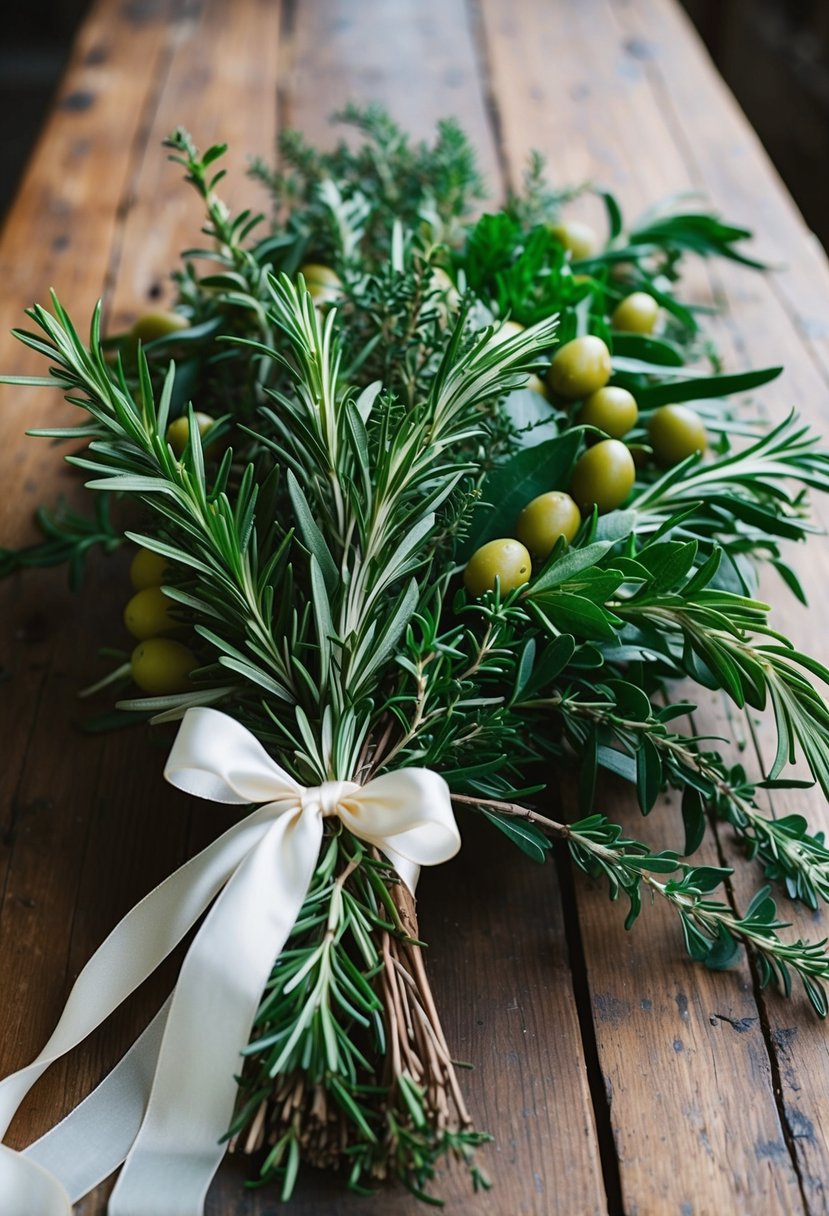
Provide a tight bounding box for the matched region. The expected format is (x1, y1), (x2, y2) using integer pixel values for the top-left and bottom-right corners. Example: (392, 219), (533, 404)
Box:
(1, 1), (828, 1213)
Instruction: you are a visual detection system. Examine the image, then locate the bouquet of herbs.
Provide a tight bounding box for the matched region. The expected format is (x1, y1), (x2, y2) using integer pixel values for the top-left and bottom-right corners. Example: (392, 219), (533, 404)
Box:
(4, 107), (829, 1206)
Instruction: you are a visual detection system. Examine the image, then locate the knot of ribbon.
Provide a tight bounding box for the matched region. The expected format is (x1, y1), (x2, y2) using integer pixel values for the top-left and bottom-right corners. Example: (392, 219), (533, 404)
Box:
(303, 779), (358, 817)
(0, 707), (460, 1215)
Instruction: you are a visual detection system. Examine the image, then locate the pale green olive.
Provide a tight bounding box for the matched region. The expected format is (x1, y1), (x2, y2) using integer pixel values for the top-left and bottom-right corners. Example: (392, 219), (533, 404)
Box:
(648, 404), (708, 466)
(166, 412), (216, 457)
(131, 639), (197, 695)
(547, 335), (612, 400)
(124, 586), (182, 641)
(129, 547), (169, 591)
(578, 386), (639, 438)
(516, 492), (582, 558)
(550, 220), (599, 260)
(464, 538), (532, 597)
(570, 439), (636, 513)
(129, 311), (189, 343)
(612, 292), (660, 334)
(300, 262), (342, 304)
(487, 318), (525, 348)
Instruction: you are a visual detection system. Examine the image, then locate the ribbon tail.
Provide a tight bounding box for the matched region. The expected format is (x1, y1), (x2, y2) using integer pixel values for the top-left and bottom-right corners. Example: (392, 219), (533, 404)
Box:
(0, 1145), (72, 1216)
(0, 809), (274, 1216)
(0, 808), (271, 1142)
(23, 997), (172, 1200)
(109, 805), (324, 1216)
(0, 999), (171, 1216)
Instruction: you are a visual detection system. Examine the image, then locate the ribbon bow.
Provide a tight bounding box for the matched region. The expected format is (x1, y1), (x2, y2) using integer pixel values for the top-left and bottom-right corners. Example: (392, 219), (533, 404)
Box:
(0, 707), (459, 1214)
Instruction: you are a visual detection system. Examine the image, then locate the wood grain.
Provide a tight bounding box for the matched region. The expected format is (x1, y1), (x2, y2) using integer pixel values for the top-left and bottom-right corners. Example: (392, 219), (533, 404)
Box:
(106, 0), (282, 333)
(284, 0), (501, 193)
(611, 5), (829, 1212)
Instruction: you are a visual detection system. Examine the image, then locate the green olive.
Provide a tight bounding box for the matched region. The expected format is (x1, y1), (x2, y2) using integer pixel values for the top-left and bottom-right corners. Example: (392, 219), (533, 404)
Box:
(129, 547), (170, 591)
(547, 335), (612, 400)
(612, 292), (660, 334)
(525, 374), (548, 397)
(166, 412), (216, 457)
(648, 404), (708, 467)
(570, 439), (636, 514)
(487, 318), (525, 348)
(578, 386), (639, 438)
(549, 220), (599, 260)
(131, 638), (197, 695)
(124, 586), (182, 640)
(300, 262), (342, 304)
(464, 538), (532, 597)
(129, 311), (189, 343)
(516, 492), (581, 558)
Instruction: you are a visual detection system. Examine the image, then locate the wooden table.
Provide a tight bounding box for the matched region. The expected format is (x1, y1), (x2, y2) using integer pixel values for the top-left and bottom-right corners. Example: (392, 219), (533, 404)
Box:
(2, 2), (829, 1213)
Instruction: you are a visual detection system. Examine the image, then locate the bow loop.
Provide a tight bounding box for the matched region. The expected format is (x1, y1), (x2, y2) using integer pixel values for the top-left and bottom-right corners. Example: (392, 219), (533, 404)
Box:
(164, 707), (304, 806)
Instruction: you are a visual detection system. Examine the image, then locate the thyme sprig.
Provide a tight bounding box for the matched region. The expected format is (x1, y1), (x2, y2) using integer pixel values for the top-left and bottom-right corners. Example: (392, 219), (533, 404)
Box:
(458, 794), (829, 1017)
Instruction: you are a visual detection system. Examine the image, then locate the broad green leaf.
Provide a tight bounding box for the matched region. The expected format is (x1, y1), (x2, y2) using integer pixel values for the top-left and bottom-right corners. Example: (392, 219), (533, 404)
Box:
(704, 926), (741, 971)
(529, 540), (613, 594)
(460, 430), (582, 558)
(531, 592), (620, 641)
(636, 735), (662, 814)
(597, 745), (637, 784)
(610, 332), (684, 366)
(481, 809), (551, 863)
(636, 365), (782, 409)
(681, 786), (706, 856)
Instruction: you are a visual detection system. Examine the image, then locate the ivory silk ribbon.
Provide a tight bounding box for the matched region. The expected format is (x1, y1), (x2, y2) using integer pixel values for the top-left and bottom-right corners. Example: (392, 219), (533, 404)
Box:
(0, 706), (460, 1214)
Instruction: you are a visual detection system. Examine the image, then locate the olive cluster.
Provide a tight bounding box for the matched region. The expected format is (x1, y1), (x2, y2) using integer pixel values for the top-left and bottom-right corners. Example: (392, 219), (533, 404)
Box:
(117, 315), (238, 695)
(549, 331), (708, 495)
(464, 291), (710, 597)
(463, 489), (581, 597)
(125, 548), (197, 694)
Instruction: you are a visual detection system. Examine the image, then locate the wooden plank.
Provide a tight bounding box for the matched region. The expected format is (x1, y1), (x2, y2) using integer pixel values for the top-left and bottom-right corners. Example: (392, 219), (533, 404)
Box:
(284, 0), (501, 194)
(609, 0), (829, 391)
(214, 828), (607, 1216)
(2, 5), (285, 1216)
(216, 4), (602, 1211)
(0, 0), (181, 548)
(107, 0), (282, 332)
(478, 0), (829, 1211)
(275, 4), (605, 1209)
(1, 2), (608, 1214)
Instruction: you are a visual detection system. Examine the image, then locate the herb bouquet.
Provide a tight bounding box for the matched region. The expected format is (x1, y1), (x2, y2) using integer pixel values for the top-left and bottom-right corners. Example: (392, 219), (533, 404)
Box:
(3, 109), (829, 1212)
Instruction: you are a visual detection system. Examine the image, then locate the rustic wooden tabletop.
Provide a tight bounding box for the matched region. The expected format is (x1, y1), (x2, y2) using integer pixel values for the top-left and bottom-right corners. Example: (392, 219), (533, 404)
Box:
(2, 1), (829, 1213)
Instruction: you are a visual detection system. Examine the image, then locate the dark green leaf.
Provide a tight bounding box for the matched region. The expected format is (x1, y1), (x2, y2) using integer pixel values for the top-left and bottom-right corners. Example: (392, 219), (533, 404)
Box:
(681, 786), (706, 856)
(480, 809), (551, 863)
(637, 365), (782, 409)
(636, 735), (663, 814)
(460, 430), (581, 558)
